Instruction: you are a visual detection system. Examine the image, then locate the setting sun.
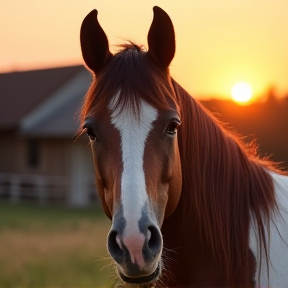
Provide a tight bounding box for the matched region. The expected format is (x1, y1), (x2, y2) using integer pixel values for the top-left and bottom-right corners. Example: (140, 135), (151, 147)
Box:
(231, 82), (253, 104)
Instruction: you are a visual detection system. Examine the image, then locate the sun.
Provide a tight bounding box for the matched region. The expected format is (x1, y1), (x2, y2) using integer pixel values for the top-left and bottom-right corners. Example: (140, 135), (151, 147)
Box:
(231, 82), (253, 105)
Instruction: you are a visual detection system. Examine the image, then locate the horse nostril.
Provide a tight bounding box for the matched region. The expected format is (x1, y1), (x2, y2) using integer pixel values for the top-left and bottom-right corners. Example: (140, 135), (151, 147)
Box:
(107, 230), (124, 263)
(147, 226), (162, 256)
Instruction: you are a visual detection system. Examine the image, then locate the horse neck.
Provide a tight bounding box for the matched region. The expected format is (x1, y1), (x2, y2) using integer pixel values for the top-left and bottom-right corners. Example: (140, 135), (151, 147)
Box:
(162, 80), (277, 286)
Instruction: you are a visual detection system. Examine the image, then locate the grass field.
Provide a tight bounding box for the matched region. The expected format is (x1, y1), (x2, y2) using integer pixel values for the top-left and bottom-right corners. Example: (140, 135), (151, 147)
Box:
(0, 201), (117, 288)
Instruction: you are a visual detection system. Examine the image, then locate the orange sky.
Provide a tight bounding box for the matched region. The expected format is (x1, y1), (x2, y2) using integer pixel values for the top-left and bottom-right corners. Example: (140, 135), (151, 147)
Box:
(1, 0), (288, 100)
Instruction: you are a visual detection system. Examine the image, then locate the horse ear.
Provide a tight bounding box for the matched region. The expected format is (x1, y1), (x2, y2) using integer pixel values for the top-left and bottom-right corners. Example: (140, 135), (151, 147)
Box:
(147, 6), (175, 69)
(80, 9), (112, 73)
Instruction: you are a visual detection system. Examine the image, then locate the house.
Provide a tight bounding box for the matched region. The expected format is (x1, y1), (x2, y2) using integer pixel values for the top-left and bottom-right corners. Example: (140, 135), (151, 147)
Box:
(0, 65), (97, 206)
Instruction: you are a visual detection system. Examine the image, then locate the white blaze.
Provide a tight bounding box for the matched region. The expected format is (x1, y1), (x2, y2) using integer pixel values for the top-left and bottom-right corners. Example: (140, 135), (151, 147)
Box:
(110, 93), (158, 236)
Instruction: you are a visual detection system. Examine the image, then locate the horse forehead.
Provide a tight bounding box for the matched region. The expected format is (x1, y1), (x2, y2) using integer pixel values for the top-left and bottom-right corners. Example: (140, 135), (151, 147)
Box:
(108, 93), (159, 133)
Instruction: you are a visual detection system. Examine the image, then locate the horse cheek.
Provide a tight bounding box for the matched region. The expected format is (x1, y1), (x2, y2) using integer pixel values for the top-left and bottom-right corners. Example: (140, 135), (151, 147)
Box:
(91, 147), (114, 219)
(164, 145), (182, 219)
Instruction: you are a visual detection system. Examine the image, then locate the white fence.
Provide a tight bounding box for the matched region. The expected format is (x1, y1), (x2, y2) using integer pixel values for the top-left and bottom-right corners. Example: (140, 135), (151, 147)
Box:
(0, 173), (97, 206)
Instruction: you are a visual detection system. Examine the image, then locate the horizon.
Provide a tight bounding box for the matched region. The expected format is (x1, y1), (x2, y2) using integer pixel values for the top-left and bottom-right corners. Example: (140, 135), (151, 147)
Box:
(1, 63), (286, 103)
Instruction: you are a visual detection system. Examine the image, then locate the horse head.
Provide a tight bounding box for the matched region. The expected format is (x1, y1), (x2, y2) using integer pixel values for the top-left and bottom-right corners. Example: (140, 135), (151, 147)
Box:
(80, 7), (182, 284)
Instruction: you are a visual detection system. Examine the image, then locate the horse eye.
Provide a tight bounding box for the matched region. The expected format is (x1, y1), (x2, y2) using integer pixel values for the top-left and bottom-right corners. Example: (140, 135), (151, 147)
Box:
(83, 125), (97, 141)
(166, 119), (181, 135)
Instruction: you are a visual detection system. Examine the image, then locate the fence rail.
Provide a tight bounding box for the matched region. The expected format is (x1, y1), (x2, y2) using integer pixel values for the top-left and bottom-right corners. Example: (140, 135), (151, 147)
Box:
(0, 173), (97, 205)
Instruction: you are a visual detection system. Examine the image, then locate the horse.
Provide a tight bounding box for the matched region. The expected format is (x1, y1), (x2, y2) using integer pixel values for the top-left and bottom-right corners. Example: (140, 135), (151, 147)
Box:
(79, 6), (288, 287)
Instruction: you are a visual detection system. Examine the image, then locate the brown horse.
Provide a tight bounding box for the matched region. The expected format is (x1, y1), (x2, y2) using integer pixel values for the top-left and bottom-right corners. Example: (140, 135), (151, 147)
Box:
(79, 6), (288, 287)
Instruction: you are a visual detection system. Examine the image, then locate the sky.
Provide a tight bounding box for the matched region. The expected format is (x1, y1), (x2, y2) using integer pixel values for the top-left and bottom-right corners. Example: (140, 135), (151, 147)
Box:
(1, 0), (288, 100)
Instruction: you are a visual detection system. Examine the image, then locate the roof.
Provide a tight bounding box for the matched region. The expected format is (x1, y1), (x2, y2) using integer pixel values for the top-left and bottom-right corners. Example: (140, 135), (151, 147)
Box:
(0, 65), (92, 137)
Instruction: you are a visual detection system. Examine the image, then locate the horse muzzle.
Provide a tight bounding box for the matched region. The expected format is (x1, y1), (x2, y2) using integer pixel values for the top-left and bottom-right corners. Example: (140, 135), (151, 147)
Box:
(107, 213), (163, 284)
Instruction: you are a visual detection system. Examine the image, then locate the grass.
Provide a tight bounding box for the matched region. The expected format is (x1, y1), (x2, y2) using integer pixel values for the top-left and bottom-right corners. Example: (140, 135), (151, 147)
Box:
(0, 201), (118, 288)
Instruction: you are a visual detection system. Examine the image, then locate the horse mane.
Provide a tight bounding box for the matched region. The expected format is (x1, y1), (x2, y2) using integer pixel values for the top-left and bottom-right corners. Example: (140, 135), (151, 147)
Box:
(172, 80), (281, 285)
(80, 43), (282, 285)
(80, 43), (177, 127)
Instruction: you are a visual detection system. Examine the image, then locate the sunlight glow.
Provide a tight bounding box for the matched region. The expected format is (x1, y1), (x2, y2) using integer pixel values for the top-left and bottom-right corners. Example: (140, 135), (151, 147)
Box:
(231, 82), (253, 104)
